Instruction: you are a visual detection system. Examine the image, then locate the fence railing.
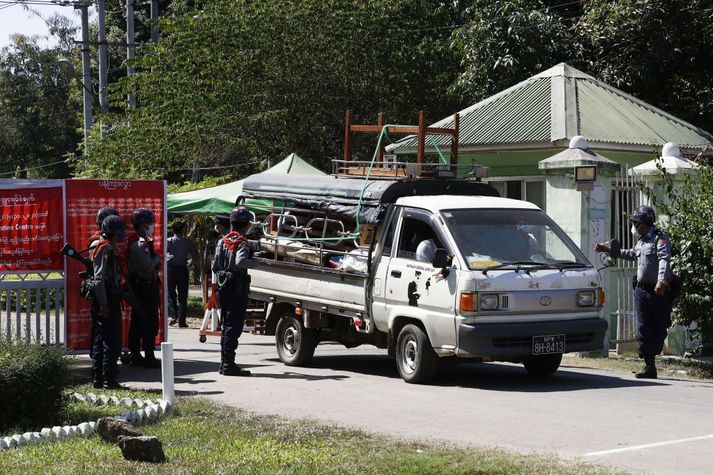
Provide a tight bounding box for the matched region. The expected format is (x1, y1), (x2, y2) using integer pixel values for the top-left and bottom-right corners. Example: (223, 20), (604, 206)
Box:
(0, 274), (65, 346)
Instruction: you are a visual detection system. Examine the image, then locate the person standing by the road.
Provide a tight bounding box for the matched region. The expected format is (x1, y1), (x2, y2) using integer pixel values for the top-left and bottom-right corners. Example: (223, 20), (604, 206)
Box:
(88, 206), (119, 386)
(91, 215), (127, 389)
(167, 221), (197, 328)
(126, 207), (162, 368)
(595, 205), (673, 379)
(212, 207), (254, 376)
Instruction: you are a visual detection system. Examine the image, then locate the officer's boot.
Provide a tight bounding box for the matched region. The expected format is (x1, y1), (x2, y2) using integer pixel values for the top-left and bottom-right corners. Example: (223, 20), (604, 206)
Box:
(218, 350), (225, 375)
(635, 356), (657, 379)
(103, 369), (127, 390)
(143, 348), (161, 369)
(221, 351), (251, 377)
(92, 372), (104, 389)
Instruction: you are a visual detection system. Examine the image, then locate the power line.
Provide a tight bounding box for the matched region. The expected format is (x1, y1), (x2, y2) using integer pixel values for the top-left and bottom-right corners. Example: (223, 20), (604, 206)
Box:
(0, 158), (68, 177)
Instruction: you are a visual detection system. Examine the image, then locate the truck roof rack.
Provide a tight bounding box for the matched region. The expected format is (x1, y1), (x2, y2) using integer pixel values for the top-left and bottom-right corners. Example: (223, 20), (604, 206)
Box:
(338, 110), (460, 179)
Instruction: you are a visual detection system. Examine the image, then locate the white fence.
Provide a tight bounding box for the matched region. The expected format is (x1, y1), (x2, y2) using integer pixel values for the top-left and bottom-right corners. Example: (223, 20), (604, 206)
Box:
(0, 273), (65, 345)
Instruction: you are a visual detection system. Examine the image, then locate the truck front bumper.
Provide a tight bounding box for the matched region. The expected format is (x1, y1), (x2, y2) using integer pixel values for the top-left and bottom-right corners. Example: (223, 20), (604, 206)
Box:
(457, 318), (608, 359)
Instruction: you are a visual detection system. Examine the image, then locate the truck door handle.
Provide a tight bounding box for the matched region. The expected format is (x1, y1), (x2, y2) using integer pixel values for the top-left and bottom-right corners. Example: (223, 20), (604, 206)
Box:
(391, 270), (402, 278)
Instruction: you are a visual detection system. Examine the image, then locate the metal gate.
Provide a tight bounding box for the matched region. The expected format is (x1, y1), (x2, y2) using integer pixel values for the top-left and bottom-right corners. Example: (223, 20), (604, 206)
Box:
(610, 165), (645, 351)
(0, 273), (65, 346)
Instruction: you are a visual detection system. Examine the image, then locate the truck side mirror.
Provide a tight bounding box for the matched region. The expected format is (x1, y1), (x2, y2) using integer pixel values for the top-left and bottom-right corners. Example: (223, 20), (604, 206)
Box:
(432, 248), (450, 269)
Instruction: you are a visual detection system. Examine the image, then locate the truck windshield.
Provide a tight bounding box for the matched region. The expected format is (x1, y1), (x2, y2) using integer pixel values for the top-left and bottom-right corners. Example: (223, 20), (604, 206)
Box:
(441, 208), (590, 270)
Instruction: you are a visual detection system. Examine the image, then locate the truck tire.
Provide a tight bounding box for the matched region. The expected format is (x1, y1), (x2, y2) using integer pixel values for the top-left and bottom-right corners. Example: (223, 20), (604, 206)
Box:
(275, 315), (317, 366)
(523, 353), (562, 376)
(395, 324), (438, 384)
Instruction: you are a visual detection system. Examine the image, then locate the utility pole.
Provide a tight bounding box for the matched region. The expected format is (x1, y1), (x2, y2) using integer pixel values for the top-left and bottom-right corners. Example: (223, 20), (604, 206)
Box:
(77, 1), (93, 153)
(150, 0), (159, 44)
(126, 0), (136, 108)
(97, 0), (109, 116)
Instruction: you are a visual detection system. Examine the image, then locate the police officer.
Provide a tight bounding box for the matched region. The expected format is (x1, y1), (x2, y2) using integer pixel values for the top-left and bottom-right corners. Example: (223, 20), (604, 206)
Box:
(126, 208), (162, 368)
(91, 215), (127, 389)
(88, 206), (119, 385)
(596, 205), (673, 379)
(167, 221), (197, 327)
(212, 207), (254, 376)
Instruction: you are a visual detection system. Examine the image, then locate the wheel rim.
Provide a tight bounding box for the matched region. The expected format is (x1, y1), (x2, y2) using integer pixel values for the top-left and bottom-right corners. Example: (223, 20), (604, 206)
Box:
(282, 324), (299, 355)
(400, 335), (418, 374)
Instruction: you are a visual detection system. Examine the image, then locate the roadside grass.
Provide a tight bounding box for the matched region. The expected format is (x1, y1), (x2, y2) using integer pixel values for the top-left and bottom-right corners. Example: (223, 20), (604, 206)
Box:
(563, 353), (713, 381)
(0, 392), (624, 475)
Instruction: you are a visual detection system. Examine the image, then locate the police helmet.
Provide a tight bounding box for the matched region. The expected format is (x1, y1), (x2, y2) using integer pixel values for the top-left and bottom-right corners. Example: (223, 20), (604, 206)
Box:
(101, 215), (127, 239)
(132, 207), (155, 226)
(630, 205), (656, 225)
(230, 207), (251, 223)
(96, 206), (119, 225)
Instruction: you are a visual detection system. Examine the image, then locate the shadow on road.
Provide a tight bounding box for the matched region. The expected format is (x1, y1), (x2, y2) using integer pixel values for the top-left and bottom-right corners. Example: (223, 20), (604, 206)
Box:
(302, 353), (663, 392)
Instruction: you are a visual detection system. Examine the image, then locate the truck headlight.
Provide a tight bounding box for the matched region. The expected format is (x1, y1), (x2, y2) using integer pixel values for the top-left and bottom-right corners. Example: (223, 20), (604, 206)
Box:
(577, 290), (596, 307)
(479, 294), (499, 310)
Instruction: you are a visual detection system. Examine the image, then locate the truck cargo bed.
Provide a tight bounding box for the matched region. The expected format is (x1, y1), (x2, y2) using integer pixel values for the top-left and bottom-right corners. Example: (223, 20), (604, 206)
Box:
(248, 258), (369, 317)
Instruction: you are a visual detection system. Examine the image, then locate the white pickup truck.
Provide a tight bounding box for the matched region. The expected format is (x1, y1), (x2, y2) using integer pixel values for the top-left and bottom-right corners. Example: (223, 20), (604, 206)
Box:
(241, 173), (607, 383)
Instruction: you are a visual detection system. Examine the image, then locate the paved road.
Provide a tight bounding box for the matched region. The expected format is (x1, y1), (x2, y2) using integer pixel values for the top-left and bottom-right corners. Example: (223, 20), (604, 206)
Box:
(121, 328), (713, 474)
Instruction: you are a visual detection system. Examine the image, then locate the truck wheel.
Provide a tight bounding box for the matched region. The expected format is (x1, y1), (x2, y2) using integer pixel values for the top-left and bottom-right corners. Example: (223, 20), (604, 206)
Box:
(275, 315), (317, 366)
(395, 324), (438, 384)
(523, 353), (562, 376)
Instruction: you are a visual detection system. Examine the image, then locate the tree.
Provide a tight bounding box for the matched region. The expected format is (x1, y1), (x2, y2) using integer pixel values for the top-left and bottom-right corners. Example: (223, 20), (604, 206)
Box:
(454, 0), (713, 134)
(578, 0), (713, 133)
(452, 0), (582, 101)
(72, 0), (466, 180)
(0, 29), (81, 178)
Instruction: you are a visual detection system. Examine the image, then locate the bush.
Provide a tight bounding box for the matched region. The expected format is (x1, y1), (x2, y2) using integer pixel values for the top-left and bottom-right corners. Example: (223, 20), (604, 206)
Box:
(0, 339), (70, 433)
(653, 162), (713, 345)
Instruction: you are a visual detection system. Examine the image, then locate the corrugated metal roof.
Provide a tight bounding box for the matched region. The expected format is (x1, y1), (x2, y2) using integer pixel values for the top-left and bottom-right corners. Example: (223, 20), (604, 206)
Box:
(389, 63), (713, 153)
(578, 80), (711, 148)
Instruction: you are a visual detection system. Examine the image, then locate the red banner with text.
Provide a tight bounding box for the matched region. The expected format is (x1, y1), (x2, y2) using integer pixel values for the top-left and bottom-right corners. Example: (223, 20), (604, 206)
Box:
(64, 179), (166, 351)
(0, 185), (64, 272)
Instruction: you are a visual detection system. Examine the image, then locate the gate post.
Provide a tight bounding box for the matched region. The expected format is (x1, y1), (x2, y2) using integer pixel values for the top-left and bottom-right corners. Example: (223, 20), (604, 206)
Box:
(539, 136), (621, 356)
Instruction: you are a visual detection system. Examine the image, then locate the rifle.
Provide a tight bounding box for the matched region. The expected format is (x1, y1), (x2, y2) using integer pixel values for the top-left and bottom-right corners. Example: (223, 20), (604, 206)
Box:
(60, 243), (93, 278)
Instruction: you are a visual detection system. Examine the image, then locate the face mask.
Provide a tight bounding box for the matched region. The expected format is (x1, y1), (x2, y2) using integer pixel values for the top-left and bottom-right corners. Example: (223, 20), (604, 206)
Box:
(631, 225), (639, 237)
(146, 224), (155, 236)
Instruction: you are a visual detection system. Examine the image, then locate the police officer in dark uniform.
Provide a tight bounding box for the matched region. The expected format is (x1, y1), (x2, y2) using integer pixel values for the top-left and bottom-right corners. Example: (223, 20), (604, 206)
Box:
(88, 206), (119, 386)
(596, 205), (673, 379)
(167, 221), (197, 328)
(212, 207), (254, 376)
(126, 208), (162, 368)
(91, 215), (127, 389)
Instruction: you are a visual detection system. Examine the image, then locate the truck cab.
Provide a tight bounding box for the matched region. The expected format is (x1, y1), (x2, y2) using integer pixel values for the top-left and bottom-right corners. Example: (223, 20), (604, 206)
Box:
(369, 195), (607, 382)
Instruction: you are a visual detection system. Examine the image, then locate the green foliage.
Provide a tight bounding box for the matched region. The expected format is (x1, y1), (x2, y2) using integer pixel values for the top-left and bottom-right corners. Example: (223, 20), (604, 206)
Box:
(453, 0), (581, 100)
(653, 164), (713, 342)
(455, 0), (713, 132)
(579, 0), (713, 133)
(0, 339), (70, 433)
(0, 33), (81, 178)
(73, 0), (465, 181)
(167, 174), (231, 193)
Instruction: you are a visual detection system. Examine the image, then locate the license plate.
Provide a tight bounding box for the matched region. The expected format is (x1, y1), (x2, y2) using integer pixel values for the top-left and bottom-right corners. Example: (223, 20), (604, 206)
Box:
(532, 334), (566, 355)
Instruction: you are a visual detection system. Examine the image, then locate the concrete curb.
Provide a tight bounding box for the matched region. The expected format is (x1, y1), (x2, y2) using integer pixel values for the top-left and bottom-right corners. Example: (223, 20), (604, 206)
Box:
(0, 393), (173, 452)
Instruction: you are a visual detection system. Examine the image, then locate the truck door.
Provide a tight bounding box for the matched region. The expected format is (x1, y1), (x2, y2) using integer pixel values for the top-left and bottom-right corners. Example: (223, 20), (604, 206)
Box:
(371, 206), (401, 329)
(384, 208), (458, 351)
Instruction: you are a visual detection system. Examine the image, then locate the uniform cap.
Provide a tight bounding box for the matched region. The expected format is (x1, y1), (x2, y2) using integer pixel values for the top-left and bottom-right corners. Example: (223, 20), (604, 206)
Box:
(132, 207), (155, 226)
(96, 206), (119, 225)
(101, 215), (127, 239)
(230, 207), (251, 223)
(631, 205), (656, 225)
